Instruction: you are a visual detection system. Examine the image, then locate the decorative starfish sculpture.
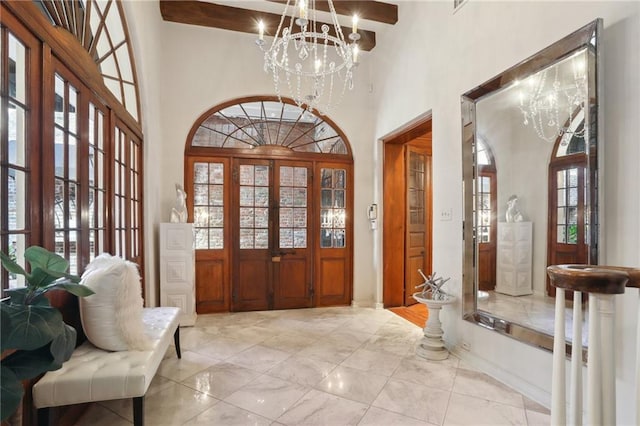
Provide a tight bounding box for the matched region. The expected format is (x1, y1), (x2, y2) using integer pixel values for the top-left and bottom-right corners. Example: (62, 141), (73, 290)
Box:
(415, 269), (451, 301)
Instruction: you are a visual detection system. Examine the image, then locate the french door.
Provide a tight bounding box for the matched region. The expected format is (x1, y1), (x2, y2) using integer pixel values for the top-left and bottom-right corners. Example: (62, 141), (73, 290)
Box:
(477, 171), (497, 291)
(547, 163), (588, 297)
(188, 156), (352, 313)
(233, 159), (312, 311)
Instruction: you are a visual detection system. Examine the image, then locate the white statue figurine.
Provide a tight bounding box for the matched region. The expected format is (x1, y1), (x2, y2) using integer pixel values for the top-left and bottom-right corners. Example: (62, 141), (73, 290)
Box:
(170, 184), (188, 223)
(505, 195), (524, 223)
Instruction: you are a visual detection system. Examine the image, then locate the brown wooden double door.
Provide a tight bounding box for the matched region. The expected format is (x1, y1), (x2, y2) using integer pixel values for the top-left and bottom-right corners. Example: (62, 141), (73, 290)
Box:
(233, 158), (312, 311)
(187, 156), (352, 313)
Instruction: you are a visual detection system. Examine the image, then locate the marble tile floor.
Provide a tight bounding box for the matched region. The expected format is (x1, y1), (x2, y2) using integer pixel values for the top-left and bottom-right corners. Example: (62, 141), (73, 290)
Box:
(73, 307), (550, 426)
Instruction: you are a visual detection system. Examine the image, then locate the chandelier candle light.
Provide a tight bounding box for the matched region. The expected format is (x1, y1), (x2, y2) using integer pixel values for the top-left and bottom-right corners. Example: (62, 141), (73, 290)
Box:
(256, 0), (360, 113)
(517, 51), (588, 143)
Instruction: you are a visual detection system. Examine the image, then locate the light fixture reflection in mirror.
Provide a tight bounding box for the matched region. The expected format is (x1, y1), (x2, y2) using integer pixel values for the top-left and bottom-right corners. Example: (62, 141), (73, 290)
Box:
(461, 19), (602, 357)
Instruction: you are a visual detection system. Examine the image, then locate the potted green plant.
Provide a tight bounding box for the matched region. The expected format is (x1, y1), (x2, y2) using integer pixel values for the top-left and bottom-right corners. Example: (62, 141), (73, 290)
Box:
(0, 246), (94, 421)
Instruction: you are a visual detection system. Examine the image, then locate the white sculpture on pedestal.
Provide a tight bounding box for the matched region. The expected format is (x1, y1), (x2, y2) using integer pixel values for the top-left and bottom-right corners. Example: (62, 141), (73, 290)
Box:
(170, 184), (188, 223)
(506, 194), (524, 223)
(413, 270), (456, 361)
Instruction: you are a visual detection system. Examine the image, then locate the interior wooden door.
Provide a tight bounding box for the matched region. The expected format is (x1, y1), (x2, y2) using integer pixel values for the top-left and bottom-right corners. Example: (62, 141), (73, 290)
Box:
(477, 172), (497, 291)
(272, 161), (313, 310)
(404, 145), (431, 305)
(232, 159), (313, 311)
(188, 157), (230, 313)
(547, 164), (588, 297)
(232, 159), (272, 311)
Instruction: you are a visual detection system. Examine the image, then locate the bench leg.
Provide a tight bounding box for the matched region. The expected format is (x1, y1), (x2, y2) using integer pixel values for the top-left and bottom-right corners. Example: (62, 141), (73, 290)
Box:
(37, 408), (50, 426)
(174, 327), (182, 359)
(133, 396), (144, 426)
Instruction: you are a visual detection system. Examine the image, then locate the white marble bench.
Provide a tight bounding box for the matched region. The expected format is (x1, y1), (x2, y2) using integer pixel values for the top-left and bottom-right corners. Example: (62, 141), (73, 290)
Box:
(32, 307), (181, 426)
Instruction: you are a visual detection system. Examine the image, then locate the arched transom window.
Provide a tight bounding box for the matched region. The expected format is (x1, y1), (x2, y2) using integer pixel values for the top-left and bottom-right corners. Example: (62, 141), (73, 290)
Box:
(35, 0), (140, 121)
(191, 100), (349, 155)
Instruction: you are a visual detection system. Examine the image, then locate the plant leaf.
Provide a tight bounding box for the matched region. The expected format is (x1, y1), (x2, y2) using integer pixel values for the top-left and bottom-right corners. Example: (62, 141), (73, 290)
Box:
(0, 306), (11, 352)
(41, 282), (93, 297)
(29, 267), (58, 288)
(1, 346), (55, 380)
(25, 246), (69, 274)
(4, 287), (29, 305)
(0, 251), (28, 278)
(0, 304), (64, 350)
(49, 324), (77, 369)
(5, 288), (50, 306)
(0, 365), (24, 422)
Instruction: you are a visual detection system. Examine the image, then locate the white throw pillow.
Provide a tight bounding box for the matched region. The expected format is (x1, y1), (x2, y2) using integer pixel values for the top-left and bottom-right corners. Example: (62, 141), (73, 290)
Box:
(79, 253), (152, 351)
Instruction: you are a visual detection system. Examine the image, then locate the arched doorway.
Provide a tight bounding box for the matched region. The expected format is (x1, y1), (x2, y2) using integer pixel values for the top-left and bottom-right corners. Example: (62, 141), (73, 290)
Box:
(184, 96), (354, 313)
(547, 123), (588, 297)
(476, 138), (497, 291)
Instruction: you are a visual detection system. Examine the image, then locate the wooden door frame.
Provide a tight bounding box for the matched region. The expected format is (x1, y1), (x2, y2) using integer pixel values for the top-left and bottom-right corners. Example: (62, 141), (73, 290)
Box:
(546, 154), (588, 298)
(382, 113), (433, 308)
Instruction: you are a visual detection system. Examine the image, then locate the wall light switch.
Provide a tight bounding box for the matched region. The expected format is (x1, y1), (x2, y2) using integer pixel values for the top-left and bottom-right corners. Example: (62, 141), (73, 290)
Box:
(440, 208), (453, 221)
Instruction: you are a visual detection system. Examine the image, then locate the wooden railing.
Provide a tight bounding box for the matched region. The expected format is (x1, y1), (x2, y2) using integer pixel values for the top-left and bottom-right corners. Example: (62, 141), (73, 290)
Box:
(547, 265), (640, 425)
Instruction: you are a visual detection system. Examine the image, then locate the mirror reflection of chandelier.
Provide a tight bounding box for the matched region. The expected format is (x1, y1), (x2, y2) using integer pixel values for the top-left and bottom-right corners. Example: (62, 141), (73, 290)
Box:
(256, 0), (360, 113)
(517, 51), (588, 143)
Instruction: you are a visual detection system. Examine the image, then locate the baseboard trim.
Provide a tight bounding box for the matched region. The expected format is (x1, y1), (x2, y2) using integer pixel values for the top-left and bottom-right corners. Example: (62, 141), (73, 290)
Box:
(351, 299), (375, 308)
(450, 345), (551, 409)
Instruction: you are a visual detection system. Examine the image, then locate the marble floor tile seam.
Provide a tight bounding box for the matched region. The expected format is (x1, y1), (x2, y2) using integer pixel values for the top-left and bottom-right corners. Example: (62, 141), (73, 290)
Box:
(272, 388), (371, 425)
(96, 401), (134, 425)
(387, 372), (458, 395)
(221, 377), (314, 421)
(358, 405), (440, 426)
(449, 387), (526, 412)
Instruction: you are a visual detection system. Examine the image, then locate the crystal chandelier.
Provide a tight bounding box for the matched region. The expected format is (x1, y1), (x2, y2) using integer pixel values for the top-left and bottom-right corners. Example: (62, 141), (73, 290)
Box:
(517, 51), (587, 143)
(256, 0), (360, 113)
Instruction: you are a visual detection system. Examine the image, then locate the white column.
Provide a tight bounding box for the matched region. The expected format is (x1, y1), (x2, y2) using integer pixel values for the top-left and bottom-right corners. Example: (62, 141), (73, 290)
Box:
(587, 295), (602, 426)
(552, 287), (566, 426)
(570, 291), (583, 426)
(637, 291), (640, 426)
(598, 294), (616, 426)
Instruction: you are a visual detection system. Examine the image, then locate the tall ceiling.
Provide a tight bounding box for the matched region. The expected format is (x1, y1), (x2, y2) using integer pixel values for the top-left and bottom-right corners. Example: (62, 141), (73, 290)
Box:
(159, 0), (399, 52)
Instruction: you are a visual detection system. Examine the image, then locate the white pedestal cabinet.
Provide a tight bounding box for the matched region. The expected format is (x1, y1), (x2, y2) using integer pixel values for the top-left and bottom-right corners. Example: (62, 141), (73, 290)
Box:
(496, 222), (533, 296)
(160, 223), (196, 326)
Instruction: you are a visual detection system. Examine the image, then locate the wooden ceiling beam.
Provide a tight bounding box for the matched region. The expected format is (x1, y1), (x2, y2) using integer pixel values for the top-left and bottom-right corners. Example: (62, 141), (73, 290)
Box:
(267, 0), (398, 25)
(159, 1), (376, 51)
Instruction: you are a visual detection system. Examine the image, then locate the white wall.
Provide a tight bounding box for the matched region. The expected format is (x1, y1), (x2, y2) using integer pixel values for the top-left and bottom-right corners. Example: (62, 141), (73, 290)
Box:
(121, 0), (164, 306)
(123, 2), (379, 307)
(124, 0), (640, 421)
(370, 1), (639, 421)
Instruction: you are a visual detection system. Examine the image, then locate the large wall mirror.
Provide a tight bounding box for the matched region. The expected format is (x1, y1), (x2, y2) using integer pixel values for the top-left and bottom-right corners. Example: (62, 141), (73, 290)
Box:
(462, 19), (602, 353)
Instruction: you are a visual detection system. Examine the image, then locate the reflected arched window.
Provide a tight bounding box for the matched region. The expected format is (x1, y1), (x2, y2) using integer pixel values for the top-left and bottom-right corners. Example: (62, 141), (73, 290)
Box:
(476, 138), (494, 167)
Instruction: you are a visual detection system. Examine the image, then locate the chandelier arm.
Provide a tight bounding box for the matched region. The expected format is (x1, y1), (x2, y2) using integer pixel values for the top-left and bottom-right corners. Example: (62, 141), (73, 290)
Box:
(270, 0), (293, 52)
(327, 0), (346, 44)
